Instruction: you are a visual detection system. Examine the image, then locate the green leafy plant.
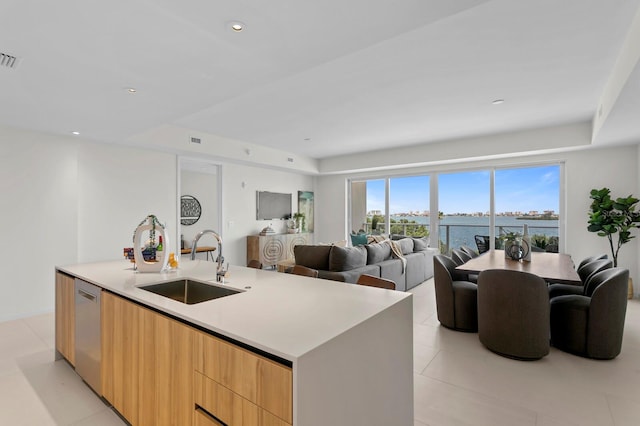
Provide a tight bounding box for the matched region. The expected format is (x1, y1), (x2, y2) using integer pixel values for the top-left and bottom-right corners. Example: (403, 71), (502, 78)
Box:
(293, 212), (305, 231)
(588, 188), (640, 267)
(532, 234), (548, 250)
(371, 214), (382, 230)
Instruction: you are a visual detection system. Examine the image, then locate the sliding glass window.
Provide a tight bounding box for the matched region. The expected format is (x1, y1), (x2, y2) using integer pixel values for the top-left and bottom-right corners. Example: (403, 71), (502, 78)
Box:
(348, 163), (562, 253)
(494, 165), (560, 252)
(389, 176), (430, 237)
(438, 171), (490, 254)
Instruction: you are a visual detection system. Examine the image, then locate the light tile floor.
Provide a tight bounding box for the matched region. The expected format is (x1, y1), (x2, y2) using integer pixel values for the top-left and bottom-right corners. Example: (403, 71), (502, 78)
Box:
(0, 279), (638, 425)
(409, 279), (640, 426)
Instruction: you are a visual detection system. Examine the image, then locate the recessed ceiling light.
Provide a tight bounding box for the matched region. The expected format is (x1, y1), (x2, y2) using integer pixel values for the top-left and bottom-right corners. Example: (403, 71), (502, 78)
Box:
(71, 131), (80, 135)
(126, 87), (137, 93)
(492, 99), (505, 105)
(304, 138), (311, 141)
(229, 21), (245, 32)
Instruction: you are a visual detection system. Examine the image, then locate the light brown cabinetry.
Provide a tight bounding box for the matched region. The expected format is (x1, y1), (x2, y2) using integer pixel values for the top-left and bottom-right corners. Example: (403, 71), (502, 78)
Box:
(194, 331), (293, 425)
(101, 292), (194, 426)
(101, 291), (142, 424)
(55, 272), (75, 365)
(247, 233), (312, 267)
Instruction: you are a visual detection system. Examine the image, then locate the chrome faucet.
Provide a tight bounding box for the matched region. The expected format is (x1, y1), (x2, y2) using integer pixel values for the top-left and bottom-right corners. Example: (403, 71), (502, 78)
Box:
(191, 229), (227, 282)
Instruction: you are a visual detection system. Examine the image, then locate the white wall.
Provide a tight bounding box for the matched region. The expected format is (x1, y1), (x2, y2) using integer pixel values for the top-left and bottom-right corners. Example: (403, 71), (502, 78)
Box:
(315, 144), (640, 294)
(220, 163), (315, 267)
(77, 142), (177, 263)
(0, 127), (79, 321)
(0, 126), (177, 321)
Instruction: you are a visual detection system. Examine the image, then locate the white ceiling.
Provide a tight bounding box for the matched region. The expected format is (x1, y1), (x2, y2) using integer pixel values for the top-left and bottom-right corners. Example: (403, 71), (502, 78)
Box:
(1, 0), (639, 160)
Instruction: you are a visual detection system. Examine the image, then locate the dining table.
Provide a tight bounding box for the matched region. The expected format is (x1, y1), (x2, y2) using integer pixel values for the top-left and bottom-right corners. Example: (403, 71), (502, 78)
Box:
(455, 249), (581, 285)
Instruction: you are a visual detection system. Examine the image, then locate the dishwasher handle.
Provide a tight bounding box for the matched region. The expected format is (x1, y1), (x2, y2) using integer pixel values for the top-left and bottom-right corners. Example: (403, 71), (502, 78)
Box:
(77, 288), (98, 303)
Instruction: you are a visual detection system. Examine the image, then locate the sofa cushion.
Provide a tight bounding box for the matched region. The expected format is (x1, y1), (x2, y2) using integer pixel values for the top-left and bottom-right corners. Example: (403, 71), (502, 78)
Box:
(412, 237), (430, 251)
(378, 258), (406, 292)
(366, 241), (391, 264)
(294, 245), (332, 271)
(350, 233), (368, 246)
(329, 245), (367, 272)
(397, 238), (415, 255)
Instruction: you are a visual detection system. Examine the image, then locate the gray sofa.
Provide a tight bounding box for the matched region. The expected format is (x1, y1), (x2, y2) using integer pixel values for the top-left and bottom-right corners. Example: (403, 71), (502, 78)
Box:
(293, 237), (437, 291)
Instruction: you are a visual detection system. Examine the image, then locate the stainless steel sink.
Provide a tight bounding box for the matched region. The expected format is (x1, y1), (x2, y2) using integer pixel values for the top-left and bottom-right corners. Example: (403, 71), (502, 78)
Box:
(139, 279), (241, 304)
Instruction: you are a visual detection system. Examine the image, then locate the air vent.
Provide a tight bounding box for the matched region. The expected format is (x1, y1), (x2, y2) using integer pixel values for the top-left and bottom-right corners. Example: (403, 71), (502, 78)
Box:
(190, 137), (201, 144)
(0, 52), (18, 69)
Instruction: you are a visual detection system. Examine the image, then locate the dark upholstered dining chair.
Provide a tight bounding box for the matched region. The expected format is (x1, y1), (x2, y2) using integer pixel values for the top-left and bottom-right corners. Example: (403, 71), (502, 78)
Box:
(477, 269), (550, 360)
(460, 246), (479, 258)
(433, 255), (478, 332)
(550, 268), (629, 359)
(474, 235), (490, 254)
(357, 274), (396, 290)
(451, 248), (472, 266)
(450, 248), (477, 283)
(576, 253), (608, 271)
(549, 259), (612, 299)
(577, 258), (613, 283)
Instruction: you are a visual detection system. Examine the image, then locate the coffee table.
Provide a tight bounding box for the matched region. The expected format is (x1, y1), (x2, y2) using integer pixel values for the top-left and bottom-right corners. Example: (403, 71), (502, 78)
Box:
(455, 250), (581, 285)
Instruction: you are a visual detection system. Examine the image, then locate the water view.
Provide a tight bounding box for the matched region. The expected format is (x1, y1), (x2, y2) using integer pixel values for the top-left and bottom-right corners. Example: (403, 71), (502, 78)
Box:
(389, 215), (559, 252)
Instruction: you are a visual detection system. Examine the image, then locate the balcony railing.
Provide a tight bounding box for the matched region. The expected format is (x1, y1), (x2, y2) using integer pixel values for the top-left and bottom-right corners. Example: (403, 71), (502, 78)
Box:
(361, 223), (559, 253)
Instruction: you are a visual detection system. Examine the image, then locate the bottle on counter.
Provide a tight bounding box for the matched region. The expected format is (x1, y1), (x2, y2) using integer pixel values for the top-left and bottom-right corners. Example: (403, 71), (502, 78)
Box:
(156, 235), (163, 260)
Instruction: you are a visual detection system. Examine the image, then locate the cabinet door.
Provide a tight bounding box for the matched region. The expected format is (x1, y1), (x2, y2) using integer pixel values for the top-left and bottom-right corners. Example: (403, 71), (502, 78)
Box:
(103, 292), (195, 426)
(148, 312), (194, 426)
(101, 291), (141, 425)
(194, 331), (293, 424)
(55, 272), (75, 365)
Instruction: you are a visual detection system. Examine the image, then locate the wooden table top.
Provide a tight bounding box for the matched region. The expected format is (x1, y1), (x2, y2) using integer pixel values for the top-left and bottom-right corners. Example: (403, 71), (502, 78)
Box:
(456, 249), (581, 285)
(180, 246), (216, 255)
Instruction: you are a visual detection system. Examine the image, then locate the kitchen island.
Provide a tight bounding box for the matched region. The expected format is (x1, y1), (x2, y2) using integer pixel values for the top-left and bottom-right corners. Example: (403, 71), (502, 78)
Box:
(55, 259), (413, 426)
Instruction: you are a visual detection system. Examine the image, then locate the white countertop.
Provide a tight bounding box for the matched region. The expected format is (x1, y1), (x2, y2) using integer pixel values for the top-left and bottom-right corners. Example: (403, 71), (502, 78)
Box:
(57, 260), (412, 362)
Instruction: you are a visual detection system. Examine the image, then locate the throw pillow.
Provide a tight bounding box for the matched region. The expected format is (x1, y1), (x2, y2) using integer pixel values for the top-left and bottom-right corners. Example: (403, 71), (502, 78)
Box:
(329, 245), (367, 271)
(366, 241), (391, 264)
(294, 245), (332, 271)
(350, 233), (368, 246)
(412, 237), (430, 251)
(397, 238), (415, 255)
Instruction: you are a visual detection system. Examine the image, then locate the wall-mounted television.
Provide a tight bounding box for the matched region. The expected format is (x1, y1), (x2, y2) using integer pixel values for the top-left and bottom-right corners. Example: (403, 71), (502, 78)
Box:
(256, 191), (292, 220)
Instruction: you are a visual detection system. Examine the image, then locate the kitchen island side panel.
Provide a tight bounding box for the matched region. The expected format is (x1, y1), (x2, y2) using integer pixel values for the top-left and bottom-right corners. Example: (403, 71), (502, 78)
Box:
(294, 296), (413, 426)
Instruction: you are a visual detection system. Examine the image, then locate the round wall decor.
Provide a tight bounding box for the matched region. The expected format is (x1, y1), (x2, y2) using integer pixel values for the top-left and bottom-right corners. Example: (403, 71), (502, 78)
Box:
(180, 195), (202, 225)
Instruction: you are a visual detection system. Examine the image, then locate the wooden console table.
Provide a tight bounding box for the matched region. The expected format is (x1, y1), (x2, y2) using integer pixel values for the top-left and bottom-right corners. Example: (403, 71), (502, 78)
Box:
(247, 233), (312, 268)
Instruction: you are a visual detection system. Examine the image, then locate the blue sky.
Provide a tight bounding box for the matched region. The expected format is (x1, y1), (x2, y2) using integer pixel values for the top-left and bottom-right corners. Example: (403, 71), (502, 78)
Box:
(366, 165), (560, 214)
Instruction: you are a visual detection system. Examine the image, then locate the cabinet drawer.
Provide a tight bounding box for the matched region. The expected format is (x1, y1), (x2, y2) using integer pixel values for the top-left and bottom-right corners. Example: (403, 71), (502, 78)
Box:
(194, 332), (292, 424)
(195, 371), (291, 426)
(195, 408), (224, 426)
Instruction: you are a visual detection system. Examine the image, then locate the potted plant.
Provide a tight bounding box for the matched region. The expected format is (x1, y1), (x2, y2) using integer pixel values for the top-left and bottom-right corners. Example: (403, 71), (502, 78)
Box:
(287, 219), (298, 234)
(588, 187), (640, 298)
(293, 212), (305, 232)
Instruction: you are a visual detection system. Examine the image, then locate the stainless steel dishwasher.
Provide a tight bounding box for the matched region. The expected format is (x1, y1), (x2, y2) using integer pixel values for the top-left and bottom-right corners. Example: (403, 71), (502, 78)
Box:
(74, 279), (101, 393)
